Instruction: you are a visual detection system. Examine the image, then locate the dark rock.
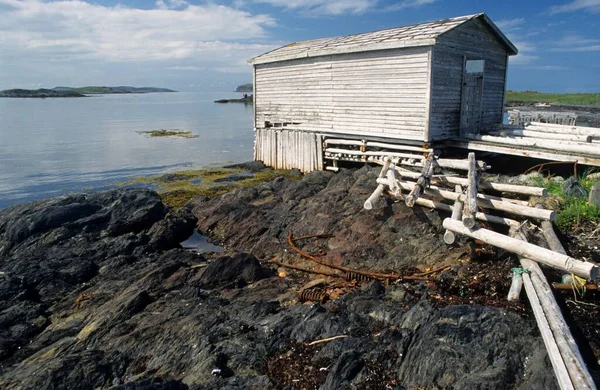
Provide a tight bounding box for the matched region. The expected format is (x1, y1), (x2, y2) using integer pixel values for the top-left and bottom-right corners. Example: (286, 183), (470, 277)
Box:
(563, 176), (587, 198)
(113, 379), (189, 390)
(322, 351), (363, 390)
(0, 172), (569, 389)
(148, 207), (197, 250)
(223, 161), (266, 172)
(197, 253), (270, 289)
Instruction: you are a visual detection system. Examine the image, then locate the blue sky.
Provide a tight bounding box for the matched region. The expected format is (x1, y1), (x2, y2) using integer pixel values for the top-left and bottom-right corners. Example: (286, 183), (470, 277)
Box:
(0, 0), (598, 92)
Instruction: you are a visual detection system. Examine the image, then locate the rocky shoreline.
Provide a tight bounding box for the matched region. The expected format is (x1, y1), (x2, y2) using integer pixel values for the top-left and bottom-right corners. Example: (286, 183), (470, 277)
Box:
(0, 166), (597, 389)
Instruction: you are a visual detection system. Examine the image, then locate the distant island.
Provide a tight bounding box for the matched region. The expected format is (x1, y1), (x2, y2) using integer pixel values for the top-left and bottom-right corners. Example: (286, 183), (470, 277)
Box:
(0, 86), (177, 98)
(0, 89), (86, 98)
(215, 95), (253, 104)
(235, 83), (253, 93)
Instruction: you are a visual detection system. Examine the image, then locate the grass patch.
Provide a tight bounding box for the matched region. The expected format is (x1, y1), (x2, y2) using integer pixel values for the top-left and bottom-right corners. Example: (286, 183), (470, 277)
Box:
(506, 91), (600, 106)
(121, 167), (301, 209)
(137, 129), (198, 138)
(528, 170), (600, 230)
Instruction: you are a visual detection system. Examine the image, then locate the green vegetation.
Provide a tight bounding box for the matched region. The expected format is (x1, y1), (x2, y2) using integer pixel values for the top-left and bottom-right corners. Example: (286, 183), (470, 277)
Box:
(123, 167), (301, 209)
(530, 171), (600, 230)
(235, 83), (253, 93)
(506, 90), (600, 106)
(136, 129), (198, 138)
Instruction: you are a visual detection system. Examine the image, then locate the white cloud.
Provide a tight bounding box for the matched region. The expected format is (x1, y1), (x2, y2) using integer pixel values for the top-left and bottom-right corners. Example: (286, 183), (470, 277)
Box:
(387, 0), (438, 11)
(520, 65), (571, 70)
(253, 0), (378, 15)
(0, 0), (276, 62)
(549, 33), (600, 52)
(549, 0), (600, 14)
(495, 17), (525, 30)
(507, 39), (539, 65)
(550, 45), (600, 52)
(509, 54), (540, 65)
(554, 33), (599, 46)
(166, 66), (202, 71)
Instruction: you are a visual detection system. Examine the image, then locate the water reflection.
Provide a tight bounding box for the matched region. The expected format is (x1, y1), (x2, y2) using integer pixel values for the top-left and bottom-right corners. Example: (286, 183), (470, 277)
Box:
(0, 92), (254, 208)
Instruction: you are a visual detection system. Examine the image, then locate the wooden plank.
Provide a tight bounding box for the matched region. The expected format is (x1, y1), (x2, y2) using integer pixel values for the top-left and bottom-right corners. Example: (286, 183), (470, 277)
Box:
(446, 140), (600, 167)
(466, 134), (600, 156)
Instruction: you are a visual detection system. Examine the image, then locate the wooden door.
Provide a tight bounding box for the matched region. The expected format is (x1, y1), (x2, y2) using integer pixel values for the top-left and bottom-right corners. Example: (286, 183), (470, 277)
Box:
(460, 59), (485, 136)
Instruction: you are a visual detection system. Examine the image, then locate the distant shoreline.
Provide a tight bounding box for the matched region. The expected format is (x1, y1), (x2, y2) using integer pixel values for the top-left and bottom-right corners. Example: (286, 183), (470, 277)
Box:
(0, 86), (177, 98)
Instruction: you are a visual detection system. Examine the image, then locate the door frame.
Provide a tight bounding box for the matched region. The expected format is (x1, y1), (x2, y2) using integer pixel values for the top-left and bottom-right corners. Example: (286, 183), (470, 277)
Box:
(460, 57), (485, 137)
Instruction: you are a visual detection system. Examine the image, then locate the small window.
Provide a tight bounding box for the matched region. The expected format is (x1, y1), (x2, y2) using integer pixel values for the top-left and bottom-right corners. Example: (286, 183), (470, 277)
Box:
(466, 60), (485, 74)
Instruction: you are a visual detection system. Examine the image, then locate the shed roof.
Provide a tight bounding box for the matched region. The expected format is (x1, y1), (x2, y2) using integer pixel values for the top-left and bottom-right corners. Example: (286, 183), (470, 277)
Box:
(249, 13), (517, 65)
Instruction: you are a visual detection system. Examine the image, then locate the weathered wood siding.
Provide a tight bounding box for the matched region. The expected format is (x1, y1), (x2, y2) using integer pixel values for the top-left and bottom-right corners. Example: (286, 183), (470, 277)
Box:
(429, 19), (509, 140)
(254, 128), (323, 173)
(254, 47), (430, 141)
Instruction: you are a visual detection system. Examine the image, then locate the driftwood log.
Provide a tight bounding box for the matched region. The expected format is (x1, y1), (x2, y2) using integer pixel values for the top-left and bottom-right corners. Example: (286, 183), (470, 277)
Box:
(511, 228), (596, 390)
(371, 162), (547, 196)
(379, 179), (555, 221)
(413, 198), (520, 227)
(442, 219), (598, 279)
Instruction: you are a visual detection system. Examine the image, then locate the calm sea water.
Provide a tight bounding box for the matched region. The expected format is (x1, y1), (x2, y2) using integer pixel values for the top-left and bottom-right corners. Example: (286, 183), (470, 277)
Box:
(0, 92), (254, 208)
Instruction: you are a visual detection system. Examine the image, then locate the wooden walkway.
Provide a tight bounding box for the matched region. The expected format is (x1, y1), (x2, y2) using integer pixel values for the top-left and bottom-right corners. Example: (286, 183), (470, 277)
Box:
(447, 121), (600, 167)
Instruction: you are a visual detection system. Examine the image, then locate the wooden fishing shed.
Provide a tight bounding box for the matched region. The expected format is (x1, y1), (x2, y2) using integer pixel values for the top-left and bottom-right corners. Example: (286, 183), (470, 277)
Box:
(249, 13), (519, 172)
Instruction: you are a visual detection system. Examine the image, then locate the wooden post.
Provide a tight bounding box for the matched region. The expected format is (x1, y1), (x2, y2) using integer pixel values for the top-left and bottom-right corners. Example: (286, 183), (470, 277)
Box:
(387, 162), (401, 197)
(511, 228), (596, 390)
(507, 270), (523, 301)
(462, 152), (478, 228)
(442, 218), (598, 279)
(364, 160), (391, 210)
(364, 185), (385, 210)
(405, 153), (435, 207)
(444, 185), (463, 245)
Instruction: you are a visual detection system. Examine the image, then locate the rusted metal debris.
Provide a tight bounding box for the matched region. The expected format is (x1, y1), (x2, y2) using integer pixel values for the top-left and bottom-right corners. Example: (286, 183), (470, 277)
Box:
(269, 257), (340, 278)
(412, 265), (451, 277)
(287, 231), (435, 282)
(299, 288), (329, 303)
(71, 294), (93, 312)
(345, 271), (374, 283)
(552, 283), (598, 291)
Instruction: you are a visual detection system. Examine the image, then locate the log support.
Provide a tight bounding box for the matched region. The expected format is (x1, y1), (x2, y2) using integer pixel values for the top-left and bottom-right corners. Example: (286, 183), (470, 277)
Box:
(405, 153), (435, 207)
(444, 185), (463, 245)
(462, 152), (478, 228)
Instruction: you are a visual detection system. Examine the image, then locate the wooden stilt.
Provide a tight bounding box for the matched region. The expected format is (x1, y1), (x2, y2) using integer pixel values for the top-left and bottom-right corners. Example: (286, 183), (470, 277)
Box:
(444, 185), (463, 245)
(462, 152), (478, 228)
